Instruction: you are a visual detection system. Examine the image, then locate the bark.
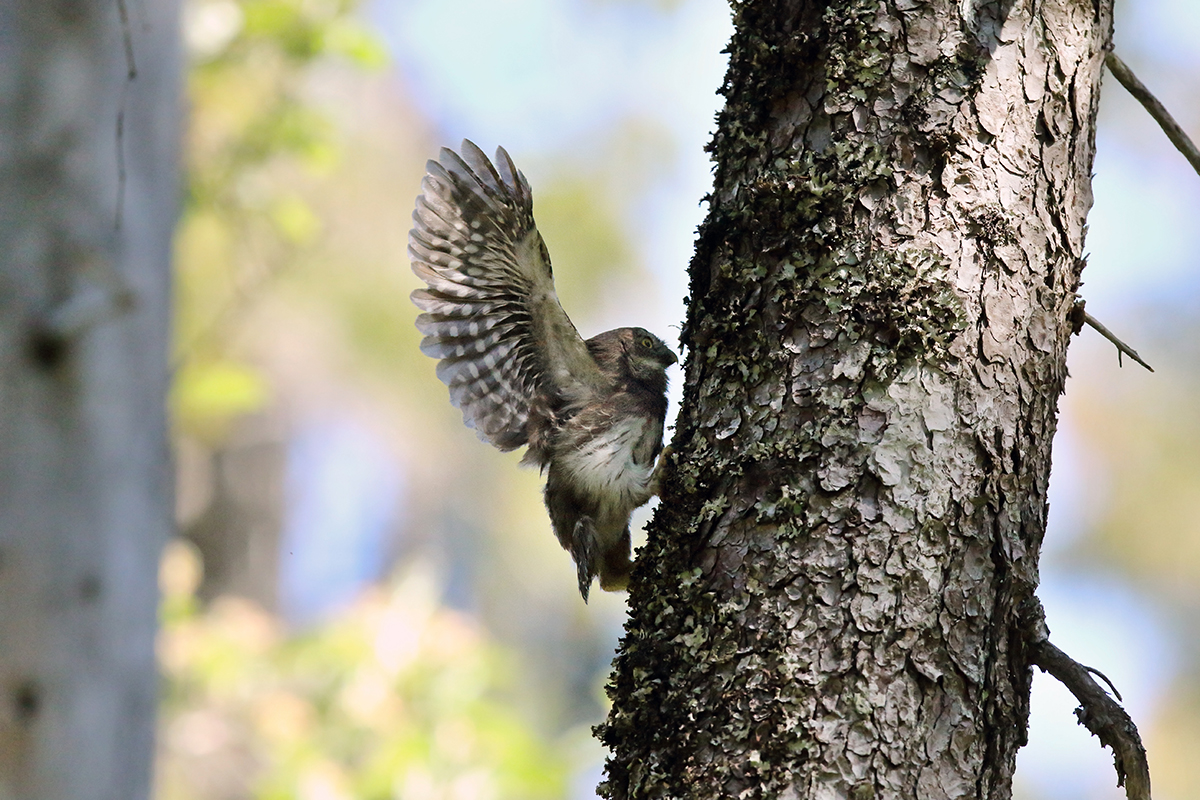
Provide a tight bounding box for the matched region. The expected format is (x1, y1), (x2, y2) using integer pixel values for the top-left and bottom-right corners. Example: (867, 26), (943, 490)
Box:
(601, 1), (1115, 798)
(0, 2), (180, 799)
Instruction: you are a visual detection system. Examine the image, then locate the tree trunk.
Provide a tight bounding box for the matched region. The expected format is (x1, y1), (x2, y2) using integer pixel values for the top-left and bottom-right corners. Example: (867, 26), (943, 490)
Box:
(601, 1), (1113, 798)
(0, 2), (179, 798)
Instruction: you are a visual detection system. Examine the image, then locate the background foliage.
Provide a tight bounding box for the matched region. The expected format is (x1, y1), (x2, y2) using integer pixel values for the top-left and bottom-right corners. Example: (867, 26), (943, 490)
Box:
(162, 1), (1200, 799)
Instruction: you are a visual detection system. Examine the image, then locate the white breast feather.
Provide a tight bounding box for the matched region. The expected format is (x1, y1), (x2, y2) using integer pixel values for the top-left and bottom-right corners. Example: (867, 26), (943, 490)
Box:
(561, 416), (659, 505)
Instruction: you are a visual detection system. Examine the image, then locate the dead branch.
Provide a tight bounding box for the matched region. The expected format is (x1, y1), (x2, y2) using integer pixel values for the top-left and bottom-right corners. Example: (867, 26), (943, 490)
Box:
(1070, 299), (1154, 372)
(1021, 598), (1152, 800)
(1105, 52), (1200, 180)
(1083, 311), (1154, 372)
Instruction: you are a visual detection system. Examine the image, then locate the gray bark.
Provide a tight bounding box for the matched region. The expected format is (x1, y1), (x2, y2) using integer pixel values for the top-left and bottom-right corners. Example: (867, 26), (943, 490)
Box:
(601, 1), (1113, 798)
(0, 2), (180, 798)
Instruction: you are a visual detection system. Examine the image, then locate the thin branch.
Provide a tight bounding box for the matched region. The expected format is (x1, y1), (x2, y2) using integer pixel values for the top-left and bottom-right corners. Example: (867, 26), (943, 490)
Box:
(1021, 598), (1152, 800)
(1105, 52), (1200, 179)
(171, 232), (290, 375)
(1084, 665), (1124, 702)
(1083, 311), (1154, 372)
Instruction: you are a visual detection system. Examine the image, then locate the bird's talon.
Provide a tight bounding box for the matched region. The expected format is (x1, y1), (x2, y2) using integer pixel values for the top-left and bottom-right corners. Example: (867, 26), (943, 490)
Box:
(650, 445), (675, 497)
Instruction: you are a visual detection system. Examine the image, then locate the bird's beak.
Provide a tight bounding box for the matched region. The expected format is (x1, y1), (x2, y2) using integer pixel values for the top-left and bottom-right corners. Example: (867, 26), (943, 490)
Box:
(663, 347), (679, 367)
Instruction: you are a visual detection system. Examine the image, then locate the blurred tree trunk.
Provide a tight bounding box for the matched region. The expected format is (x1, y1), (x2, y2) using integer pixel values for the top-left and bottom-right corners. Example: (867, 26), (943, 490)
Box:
(601, 1), (1112, 798)
(0, 2), (179, 799)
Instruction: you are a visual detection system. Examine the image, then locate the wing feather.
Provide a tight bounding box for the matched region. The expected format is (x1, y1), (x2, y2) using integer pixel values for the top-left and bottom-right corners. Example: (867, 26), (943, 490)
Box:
(409, 140), (607, 453)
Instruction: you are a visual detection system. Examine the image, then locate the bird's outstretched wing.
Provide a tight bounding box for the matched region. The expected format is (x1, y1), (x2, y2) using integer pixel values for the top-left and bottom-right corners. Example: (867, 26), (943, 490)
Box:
(409, 140), (608, 454)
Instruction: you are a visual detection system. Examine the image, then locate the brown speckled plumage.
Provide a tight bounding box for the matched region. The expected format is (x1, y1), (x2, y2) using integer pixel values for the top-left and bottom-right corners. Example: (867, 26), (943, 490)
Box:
(410, 141), (677, 600)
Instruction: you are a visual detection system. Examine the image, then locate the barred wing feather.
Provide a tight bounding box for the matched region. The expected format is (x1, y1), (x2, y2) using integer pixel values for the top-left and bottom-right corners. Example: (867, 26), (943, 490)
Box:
(409, 140), (607, 453)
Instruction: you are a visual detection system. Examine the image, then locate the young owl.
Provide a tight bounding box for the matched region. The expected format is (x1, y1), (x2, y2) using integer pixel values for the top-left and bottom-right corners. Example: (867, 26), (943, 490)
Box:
(409, 141), (676, 601)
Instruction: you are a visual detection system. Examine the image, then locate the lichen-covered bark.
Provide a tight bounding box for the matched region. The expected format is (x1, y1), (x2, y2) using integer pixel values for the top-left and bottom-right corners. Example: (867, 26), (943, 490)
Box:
(599, 1), (1113, 798)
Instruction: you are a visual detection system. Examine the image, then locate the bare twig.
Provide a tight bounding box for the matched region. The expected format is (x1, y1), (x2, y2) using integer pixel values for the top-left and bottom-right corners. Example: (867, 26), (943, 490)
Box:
(1105, 52), (1200, 179)
(171, 236), (289, 374)
(1021, 598), (1152, 800)
(1083, 311), (1154, 372)
(1084, 664), (1124, 702)
(1070, 299), (1152, 371)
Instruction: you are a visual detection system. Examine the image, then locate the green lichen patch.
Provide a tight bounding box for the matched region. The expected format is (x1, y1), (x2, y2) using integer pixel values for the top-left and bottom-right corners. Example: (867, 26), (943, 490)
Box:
(823, 0), (896, 99)
(815, 246), (967, 374)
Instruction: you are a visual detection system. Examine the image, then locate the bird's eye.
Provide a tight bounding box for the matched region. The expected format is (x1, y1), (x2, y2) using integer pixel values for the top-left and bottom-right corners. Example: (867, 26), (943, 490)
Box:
(640, 337), (653, 349)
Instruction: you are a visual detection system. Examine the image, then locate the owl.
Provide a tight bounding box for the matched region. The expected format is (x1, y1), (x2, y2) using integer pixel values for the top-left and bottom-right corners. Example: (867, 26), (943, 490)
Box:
(409, 141), (677, 601)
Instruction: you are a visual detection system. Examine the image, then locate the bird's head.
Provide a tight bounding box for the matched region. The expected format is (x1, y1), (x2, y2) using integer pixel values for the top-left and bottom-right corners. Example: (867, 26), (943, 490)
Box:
(620, 327), (678, 390)
(586, 327), (677, 392)
(627, 327), (678, 367)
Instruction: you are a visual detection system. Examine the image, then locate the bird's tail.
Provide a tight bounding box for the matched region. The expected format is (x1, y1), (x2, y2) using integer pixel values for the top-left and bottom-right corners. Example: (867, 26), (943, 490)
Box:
(571, 517), (598, 603)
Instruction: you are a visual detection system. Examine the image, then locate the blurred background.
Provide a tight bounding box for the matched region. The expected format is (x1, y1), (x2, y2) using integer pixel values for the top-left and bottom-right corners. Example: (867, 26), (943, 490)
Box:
(158, 1), (1200, 798)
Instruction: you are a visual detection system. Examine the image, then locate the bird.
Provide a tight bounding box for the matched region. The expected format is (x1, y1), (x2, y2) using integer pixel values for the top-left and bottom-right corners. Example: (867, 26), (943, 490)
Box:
(408, 140), (677, 602)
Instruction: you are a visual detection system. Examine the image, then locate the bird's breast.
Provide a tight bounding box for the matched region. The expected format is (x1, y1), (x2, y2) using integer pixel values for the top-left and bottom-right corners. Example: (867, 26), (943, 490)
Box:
(557, 413), (662, 509)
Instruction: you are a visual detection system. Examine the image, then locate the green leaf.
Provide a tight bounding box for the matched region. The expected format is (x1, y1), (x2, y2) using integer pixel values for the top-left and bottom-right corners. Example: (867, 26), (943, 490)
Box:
(323, 20), (389, 69)
(174, 360), (270, 423)
(271, 194), (321, 243)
